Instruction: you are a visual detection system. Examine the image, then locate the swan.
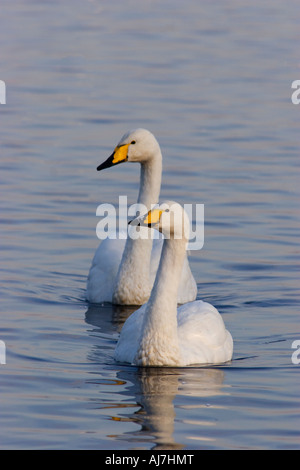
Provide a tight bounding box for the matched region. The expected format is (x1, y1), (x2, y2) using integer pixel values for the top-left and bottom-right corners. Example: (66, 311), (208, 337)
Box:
(114, 201), (233, 366)
(86, 129), (197, 305)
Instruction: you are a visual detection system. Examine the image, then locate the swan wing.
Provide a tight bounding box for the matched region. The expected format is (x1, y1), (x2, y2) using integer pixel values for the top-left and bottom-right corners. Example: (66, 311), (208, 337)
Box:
(86, 238), (126, 303)
(114, 303), (147, 364)
(177, 301), (233, 365)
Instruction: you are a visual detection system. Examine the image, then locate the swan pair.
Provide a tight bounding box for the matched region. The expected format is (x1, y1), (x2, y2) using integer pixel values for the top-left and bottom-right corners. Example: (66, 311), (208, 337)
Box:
(87, 129), (233, 366)
(86, 128), (197, 306)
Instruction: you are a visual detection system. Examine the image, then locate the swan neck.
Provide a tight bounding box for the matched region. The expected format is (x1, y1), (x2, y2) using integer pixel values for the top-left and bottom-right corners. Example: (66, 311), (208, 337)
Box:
(149, 237), (187, 313)
(112, 235), (152, 305)
(112, 151), (162, 305)
(137, 153), (162, 210)
(135, 237), (187, 366)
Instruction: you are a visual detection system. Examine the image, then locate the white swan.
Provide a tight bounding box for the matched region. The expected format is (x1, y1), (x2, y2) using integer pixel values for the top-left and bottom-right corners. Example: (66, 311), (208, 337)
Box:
(86, 129), (197, 306)
(114, 201), (233, 366)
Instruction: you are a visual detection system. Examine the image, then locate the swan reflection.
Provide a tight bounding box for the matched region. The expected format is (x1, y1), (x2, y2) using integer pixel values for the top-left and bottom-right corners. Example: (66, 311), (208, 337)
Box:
(85, 305), (227, 449)
(115, 367), (225, 449)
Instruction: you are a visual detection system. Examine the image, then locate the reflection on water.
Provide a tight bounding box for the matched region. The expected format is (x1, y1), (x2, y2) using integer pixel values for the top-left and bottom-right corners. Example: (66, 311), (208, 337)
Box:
(85, 305), (227, 449)
(117, 367), (225, 450)
(88, 366), (226, 449)
(84, 300), (300, 449)
(85, 303), (137, 333)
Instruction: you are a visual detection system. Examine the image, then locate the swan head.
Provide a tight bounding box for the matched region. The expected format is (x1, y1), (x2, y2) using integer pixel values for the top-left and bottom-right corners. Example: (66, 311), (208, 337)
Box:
(97, 128), (161, 171)
(130, 200), (190, 241)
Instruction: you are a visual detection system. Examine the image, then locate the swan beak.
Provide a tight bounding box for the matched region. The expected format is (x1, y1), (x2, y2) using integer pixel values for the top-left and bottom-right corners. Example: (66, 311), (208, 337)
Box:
(97, 143), (130, 171)
(129, 209), (163, 228)
(143, 209), (163, 228)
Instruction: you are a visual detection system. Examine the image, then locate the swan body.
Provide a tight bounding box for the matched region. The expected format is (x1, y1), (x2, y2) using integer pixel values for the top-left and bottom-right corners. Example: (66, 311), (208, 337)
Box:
(86, 129), (197, 305)
(114, 201), (233, 367)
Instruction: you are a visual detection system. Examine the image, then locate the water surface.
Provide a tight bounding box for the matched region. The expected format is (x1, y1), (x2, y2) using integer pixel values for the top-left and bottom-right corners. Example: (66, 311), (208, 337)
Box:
(0, 0), (300, 450)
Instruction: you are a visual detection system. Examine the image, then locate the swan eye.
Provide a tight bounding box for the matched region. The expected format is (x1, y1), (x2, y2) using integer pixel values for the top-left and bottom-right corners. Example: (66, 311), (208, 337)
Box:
(131, 140), (136, 145)
(165, 209), (170, 213)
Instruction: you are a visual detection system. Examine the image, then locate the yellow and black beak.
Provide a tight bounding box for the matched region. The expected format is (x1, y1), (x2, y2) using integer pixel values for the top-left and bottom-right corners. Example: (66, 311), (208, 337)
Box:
(129, 208), (163, 228)
(97, 143), (130, 171)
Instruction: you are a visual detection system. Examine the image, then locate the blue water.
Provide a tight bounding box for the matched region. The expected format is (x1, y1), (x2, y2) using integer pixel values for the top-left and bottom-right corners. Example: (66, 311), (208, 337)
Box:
(1, 0), (300, 450)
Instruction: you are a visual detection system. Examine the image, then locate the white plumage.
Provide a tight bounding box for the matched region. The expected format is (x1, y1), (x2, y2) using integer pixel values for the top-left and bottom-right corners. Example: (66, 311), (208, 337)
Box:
(86, 129), (197, 305)
(114, 202), (233, 367)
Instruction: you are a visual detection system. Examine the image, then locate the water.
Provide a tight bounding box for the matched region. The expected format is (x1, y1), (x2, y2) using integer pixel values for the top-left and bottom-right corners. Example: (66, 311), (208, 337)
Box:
(1, 0), (300, 450)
